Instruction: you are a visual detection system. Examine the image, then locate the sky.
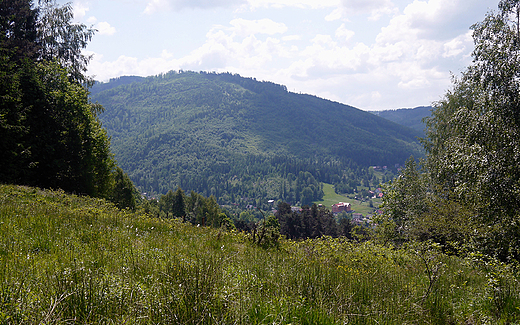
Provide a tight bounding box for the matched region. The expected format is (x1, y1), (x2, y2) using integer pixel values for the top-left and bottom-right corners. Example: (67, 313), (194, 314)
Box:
(66, 0), (500, 111)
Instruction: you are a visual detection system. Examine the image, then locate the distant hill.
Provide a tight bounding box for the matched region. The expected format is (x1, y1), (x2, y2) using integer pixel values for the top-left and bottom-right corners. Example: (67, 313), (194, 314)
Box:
(372, 106), (432, 135)
(91, 71), (422, 205)
(91, 76), (145, 95)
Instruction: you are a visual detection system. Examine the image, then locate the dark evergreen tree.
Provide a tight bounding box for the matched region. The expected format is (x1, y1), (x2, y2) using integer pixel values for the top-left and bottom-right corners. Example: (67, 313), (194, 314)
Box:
(159, 190), (175, 218)
(0, 0), (40, 62)
(172, 186), (186, 221)
(110, 166), (136, 210)
(0, 0), (117, 199)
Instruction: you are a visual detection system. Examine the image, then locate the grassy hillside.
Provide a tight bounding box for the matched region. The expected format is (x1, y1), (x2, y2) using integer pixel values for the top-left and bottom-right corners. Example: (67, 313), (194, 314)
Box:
(91, 71), (422, 202)
(1, 184), (519, 324)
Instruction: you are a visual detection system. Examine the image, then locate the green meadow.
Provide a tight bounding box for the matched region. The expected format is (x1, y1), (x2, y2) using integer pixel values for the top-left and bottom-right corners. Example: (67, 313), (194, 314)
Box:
(0, 184), (519, 324)
(315, 183), (381, 216)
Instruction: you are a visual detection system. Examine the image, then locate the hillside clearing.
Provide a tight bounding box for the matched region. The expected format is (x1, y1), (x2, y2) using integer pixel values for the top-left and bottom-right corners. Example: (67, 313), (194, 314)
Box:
(0, 184), (518, 324)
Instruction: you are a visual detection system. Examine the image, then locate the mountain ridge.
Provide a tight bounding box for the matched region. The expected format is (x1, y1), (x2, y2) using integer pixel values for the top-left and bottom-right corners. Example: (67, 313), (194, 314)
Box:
(91, 71), (423, 205)
(372, 106), (432, 135)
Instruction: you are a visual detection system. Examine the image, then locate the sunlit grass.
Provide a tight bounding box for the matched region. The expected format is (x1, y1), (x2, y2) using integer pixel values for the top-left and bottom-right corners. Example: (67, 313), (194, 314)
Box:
(0, 184), (519, 324)
(315, 183), (380, 215)
(314, 183), (347, 207)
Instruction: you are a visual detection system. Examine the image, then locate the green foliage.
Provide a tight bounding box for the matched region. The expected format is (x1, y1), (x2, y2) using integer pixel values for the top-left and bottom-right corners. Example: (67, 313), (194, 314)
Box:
(379, 1), (520, 263)
(0, 59), (114, 196)
(171, 186), (186, 219)
(374, 106), (432, 135)
(0, 0), (134, 205)
(252, 213), (281, 248)
(0, 0), (40, 62)
(1, 184), (519, 324)
(92, 71), (422, 205)
(110, 166), (137, 210)
(276, 202), (342, 240)
(421, 0), (520, 262)
(379, 157), (428, 242)
(37, 0), (96, 84)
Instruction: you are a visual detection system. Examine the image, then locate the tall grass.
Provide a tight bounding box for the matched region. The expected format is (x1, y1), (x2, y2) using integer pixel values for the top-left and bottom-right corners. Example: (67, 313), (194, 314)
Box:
(0, 184), (519, 324)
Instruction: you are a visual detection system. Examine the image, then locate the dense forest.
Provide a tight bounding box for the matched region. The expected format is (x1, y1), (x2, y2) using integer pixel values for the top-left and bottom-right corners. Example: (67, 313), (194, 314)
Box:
(91, 71), (422, 207)
(0, 0), (136, 210)
(372, 106), (431, 135)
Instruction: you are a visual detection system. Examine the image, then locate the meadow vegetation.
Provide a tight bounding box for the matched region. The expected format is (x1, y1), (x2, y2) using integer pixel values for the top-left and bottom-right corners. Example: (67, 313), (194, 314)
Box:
(1, 184), (518, 324)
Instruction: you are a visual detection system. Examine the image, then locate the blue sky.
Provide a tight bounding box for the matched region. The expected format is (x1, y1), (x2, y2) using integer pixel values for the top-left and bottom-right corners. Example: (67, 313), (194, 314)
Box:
(67, 0), (499, 110)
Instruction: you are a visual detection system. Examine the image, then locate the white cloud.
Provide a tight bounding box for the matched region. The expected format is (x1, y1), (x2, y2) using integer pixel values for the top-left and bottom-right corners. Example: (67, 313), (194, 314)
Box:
(73, 1), (89, 20)
(144, 0), (172, 14)
(403, 0), (492, 40)
(282, 35), (302, 41)
(85, 17), (116, 36)
(325, 8), (343, 21)
(86, 0), (500, 110)
(371, 91), (381, 99)
(229, 18), (288, 36)
(144, 0), (246, 13)
(340, 0), (397, 20)
(443, 31), (472, 58)
(96, 21), (116, 36)
(245, 0), (340, 9)
(335, 24), (355, 44)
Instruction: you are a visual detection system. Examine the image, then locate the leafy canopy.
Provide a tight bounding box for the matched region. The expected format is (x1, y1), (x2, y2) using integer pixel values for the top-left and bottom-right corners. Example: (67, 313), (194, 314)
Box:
(0, 0), (135, 204)
(382, 0), (520, 262)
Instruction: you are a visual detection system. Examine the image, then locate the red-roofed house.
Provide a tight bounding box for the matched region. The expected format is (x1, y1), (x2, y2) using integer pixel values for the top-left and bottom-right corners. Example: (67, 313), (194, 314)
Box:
(331, 202), (352, 214)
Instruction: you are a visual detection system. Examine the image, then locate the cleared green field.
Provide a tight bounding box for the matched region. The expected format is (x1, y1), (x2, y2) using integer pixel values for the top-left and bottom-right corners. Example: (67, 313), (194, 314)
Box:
(315, 183), (380, 215)
(314, 183), (347, 208)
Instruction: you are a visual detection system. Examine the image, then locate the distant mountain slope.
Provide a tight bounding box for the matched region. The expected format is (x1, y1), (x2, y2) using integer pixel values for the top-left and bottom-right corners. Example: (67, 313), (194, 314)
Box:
(91, 71), (422, 204)
(91, 76), (145, 95)
(372, 106), (432, 135)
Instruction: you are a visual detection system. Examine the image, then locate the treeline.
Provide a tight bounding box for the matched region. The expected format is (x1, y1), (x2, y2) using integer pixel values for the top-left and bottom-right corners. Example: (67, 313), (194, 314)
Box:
(142, 187), (234, 230)
(142, 186), (358, 243)
(333, 166), (395, 195)
(133, 152), (388, 210)
(275, 202), (354, 240)
(0, 0), (136, 210)
(378, 1), (520, 264)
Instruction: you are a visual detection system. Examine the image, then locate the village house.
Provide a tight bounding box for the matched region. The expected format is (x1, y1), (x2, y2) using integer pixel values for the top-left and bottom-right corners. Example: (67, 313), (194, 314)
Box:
(331, 202), (352, 214)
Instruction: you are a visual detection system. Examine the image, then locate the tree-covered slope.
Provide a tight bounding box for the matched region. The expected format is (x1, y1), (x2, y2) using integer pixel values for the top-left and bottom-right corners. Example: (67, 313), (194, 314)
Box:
(92, 71), (422, 203)
(372, 106), (432, 135)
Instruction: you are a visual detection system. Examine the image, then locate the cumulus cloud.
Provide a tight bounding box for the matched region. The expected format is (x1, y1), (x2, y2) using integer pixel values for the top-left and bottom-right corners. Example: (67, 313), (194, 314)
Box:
(73, 1), (89, 20)
(87, 17), (292, 81)
(335, 24), (355, 44)
(398, 0), (493, 40)
(339, 0), (397, 20)
(144, 0), (171, 14)
(229, 18), (288, 36)
(325, 8), (343, 21)
(443, 31), (472, 58)
(144, 0), (246, 14)
(86, 0), (500, 110)
(86, 17), (116, 36)
(282, 35), (302, 41)
(245, 0), (340, 9)
(96, 21), (116, 36)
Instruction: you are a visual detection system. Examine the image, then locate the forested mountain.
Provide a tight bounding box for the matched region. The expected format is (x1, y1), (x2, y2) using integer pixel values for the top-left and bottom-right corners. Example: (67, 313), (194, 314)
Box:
(92, 71), (422, 207)
(373, 106), (432, 135)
